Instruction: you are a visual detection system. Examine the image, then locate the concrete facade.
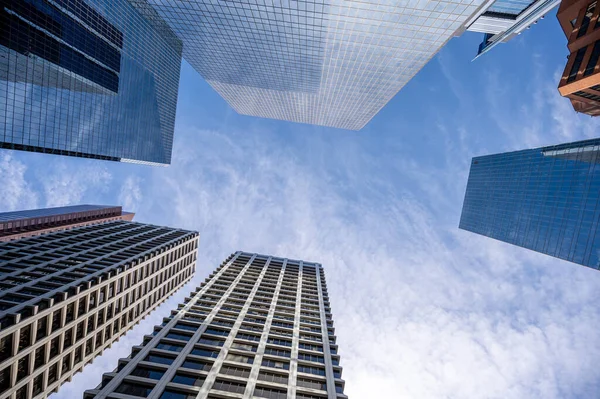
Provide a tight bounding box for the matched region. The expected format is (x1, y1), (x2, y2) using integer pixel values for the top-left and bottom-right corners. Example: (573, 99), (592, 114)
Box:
(84, 251), (346, 399)
(0, 205), (135, 242)
(0, 221), (199, 399)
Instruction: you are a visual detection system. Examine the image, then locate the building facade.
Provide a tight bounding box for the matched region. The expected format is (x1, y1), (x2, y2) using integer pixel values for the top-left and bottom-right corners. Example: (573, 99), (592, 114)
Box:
(84, 251), (346, 399)
(0, 205), (134, 242)
(0, 220), (199, 398)
(463, 0), (560, 57)
(460, 138), (600, 269)
(0, 0), (183, 165)
(147, 0), (499, 130)
(557, 0), (600, 116)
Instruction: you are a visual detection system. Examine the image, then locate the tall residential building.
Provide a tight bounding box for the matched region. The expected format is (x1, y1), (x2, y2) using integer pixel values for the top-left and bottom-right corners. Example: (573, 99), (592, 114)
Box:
(557, 0), (600, 116)
(0, 220), (199, 398)
(84, 251), (347, 399)
(147, 0), (505, 130)
(1, 0), (183, 165)
(459, 138), (600, 269)
(0, 205), (135, 242)
(464, 0), (560, 57)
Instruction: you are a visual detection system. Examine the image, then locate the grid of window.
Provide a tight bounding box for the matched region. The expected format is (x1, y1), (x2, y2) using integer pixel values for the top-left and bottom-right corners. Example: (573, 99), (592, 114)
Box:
(0, 0), (183, 164)
(84, 251), (346, 399)
(0, 220), (199, 398)
(460, 138), (600, 269)
(145, 0), (486, 130)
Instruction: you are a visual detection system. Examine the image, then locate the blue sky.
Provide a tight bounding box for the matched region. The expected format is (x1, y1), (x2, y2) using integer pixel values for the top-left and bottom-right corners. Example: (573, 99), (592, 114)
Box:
(2, 11), (600, 399)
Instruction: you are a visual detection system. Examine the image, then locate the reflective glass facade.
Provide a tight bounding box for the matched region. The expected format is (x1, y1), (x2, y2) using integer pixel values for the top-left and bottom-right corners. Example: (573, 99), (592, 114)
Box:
(147, 0), (488, 130)
(1, 0), (183, 164)
(460, 138), (600, 269)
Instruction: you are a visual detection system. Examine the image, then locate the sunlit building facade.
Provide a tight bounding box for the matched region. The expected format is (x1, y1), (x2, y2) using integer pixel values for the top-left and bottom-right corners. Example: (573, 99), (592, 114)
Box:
(464, 0), (560, 57)
(0, 0), (183, 164)
(147, 0), (500, 130)
(460, 138), (600, 269)
(0, 221), (199, 398)
(0, 205), (134, 242)
(84, 251), (346, 399)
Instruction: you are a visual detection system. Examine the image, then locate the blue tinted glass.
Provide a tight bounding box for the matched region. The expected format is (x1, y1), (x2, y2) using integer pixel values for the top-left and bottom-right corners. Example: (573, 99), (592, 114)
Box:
(460, 138), (600, 270)
(0, 0), (182, 165)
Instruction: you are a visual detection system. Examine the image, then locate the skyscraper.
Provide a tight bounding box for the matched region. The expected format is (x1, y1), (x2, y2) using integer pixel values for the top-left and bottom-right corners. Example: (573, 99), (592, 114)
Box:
(0, 220), (199, 398)
(459, 138), (600, 269)
(0, 204), (134, 242)
(1, 0), (183, 165)
(84, 251), (346, 399)
(465, 0), (560, 57)
(147, 0), (499, 130)
(556, 0), (600, 116)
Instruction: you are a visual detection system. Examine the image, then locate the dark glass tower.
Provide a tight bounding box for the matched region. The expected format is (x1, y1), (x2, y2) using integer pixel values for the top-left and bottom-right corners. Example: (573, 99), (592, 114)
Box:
(0, 0), (183, 165)
(460, 138), (600, 269)
(0, 220), (199, 398)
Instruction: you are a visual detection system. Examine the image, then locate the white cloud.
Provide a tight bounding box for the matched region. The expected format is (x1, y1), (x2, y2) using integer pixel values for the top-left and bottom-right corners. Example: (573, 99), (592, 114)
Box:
(118, 176), (143, 211)
(40, 160), (112, 207)
(0, 152), (38, 210)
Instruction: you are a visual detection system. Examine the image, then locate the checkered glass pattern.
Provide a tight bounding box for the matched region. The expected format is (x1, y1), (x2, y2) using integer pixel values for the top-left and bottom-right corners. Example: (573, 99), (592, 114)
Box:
(460, 138), (600, 269)
(148, 0), (486, 130)
(0, 0), (182, 164)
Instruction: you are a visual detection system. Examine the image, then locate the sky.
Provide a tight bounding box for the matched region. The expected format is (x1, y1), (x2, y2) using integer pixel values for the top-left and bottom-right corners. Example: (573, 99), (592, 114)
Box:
(1, 11), (600, 399)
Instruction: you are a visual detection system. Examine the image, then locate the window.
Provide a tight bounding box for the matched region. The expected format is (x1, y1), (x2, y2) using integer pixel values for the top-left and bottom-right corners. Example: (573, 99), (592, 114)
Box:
(219, 365), (250, 378)
(174, 323), (197, 332)
(568, 47), (588, 83)
(297, 377), (326, 391)
(297, 365), (325, 376)
(159, 388), (197, 399)
(236, 332), (260, 342)
(231, 342), (257, 352)
(198, 337), (224, 347)
(579, 2), (597, 37)
(145, 354), (175, 365)
(181, 359), (211, 371)
(254, 386), (287, 399)
(225, 353), (254, 364)
(190, 348), (220, 358)
(115, 382), (153, 397)
(172, 373), (205, 387)
(258, 371), (288, 384)
(212, 379), (246, 394)
(298, 353), (324, 363)
(267, 337), (291, 347)
(204, 328), (228, 336)
(264, 347), (290, 358)
(165, 332), (192, 342)
(299, 343), (323, 352)
(262, 359), (289, 370)
(156, 342), (185, 352)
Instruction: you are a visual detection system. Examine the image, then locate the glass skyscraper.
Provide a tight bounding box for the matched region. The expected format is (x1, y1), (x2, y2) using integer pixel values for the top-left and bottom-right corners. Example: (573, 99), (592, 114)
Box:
(1, 0), (183, 165)
(147, 0), (490, 130)
(460, 138), (600, 270)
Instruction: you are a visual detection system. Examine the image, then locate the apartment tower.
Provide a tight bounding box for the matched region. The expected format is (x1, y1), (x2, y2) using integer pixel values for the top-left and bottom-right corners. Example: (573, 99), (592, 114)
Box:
(84, 251), (347, 399)
(460, 138), (600, 269)
(1, 0), (183, 165)
(557, 0), (600, 116)
(0, 205), (135, 242)
(0, 220), (199, 398)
